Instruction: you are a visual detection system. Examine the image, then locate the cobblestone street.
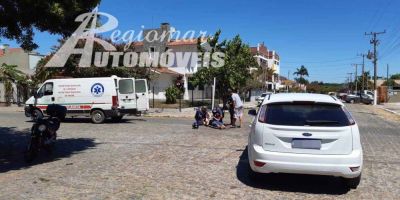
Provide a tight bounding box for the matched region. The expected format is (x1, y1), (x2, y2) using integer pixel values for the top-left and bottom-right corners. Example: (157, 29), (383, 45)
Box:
(0, 104), (399, 199)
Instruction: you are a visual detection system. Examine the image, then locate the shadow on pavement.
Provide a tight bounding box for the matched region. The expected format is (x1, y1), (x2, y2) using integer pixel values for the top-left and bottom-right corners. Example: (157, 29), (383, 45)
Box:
(236, 146), (350, 195)
(0, 127), (97, 173)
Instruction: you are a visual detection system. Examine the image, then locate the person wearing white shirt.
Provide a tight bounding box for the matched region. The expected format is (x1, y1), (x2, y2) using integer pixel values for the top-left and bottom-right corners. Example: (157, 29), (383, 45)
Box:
(229, 89), (243, 128)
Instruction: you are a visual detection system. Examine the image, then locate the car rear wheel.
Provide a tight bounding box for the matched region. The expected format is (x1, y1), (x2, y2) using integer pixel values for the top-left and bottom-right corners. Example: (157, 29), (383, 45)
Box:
(91, 110), (105, 124)
(343, 174), (361, 189)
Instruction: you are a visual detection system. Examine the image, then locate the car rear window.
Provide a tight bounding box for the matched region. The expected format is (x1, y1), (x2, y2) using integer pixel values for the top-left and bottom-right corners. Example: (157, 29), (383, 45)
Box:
(260, 102), (352, 127)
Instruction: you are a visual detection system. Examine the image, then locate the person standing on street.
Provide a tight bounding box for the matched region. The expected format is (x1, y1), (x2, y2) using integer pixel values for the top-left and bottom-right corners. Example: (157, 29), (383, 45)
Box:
(226, 94), (235, 126)
(229, 89), (244, 128)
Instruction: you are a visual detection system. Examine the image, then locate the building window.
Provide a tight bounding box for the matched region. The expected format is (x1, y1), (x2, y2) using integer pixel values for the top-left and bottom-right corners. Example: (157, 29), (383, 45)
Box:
(149, 46), (155, 59)
(165, 47), (169, 64)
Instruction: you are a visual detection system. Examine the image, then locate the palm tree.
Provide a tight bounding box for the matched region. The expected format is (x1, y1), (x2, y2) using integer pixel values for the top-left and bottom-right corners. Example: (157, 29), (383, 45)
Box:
(0, 63), (25, 105)
(293, 65), (309, 79)
(252, 67), (276, 90)
(293, 65), (309, 91)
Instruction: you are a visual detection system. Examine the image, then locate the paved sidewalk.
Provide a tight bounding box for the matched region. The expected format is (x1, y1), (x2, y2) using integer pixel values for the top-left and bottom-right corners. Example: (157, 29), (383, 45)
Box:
(145, 101), (258, 118)
(0, 105), (24, 112)
(378, 103), (400, 116)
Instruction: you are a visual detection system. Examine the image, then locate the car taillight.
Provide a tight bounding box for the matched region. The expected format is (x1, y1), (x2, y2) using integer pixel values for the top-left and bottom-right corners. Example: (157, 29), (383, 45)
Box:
(254, 161), (266, 167)
(112, 96), (119, 108)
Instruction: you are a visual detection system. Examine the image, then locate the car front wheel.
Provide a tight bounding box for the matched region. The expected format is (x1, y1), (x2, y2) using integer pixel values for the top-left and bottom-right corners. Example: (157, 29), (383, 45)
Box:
(343, 174), (361, 189)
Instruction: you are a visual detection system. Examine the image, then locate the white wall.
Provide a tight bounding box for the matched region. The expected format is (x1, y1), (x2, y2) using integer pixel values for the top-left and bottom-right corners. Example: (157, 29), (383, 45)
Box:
(149, 73), (174, 100)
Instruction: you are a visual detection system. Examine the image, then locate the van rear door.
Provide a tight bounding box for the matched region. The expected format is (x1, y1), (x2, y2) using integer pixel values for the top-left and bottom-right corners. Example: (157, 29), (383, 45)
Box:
(118, 78), (136, 109)
(135, 79), (149, 111)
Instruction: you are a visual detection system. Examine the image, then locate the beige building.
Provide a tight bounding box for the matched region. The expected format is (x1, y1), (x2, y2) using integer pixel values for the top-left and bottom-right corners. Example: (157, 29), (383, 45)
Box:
(0, 45), (44, 103)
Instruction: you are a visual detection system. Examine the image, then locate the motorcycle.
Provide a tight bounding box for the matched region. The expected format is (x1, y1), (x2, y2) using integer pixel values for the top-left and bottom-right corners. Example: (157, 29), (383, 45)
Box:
(25, 104), (66, 162)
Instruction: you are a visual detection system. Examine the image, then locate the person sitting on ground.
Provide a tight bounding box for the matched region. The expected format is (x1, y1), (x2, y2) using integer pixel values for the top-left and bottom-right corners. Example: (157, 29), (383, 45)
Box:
(212, 106), (224, 123)
(194, 106), (210, 126)
(210, 107), (226, 129)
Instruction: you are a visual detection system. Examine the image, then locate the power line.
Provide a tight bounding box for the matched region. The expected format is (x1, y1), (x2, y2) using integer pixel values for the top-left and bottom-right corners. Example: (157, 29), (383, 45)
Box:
(368, 0), (394, 31)
(283, 57), (358, 64)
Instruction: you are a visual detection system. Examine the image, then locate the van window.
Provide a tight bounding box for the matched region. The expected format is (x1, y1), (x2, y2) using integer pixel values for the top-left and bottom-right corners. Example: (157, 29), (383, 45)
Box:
(259, 103), (351, 127)
(135, 80), (147, 93)
(38, 82), (53, 96)
(119, 79), (134, 94)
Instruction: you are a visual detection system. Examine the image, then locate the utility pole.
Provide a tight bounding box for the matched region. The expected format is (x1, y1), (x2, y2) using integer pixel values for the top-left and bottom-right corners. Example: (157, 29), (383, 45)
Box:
(357, 53), (366, 92)
(387, 64), (390, 88)
(347, 72), (353, 92)
(351, 64), (362, 93)
(365, 30), (386, 105)
(287, 70), (290, 93)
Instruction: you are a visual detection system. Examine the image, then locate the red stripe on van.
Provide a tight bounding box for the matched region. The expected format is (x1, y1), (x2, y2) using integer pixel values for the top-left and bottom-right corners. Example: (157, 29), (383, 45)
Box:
(80, 105), (92, 109)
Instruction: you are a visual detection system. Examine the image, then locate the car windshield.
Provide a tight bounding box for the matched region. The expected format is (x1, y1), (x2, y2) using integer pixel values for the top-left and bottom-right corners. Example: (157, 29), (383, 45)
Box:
(260, 102), (351, 127)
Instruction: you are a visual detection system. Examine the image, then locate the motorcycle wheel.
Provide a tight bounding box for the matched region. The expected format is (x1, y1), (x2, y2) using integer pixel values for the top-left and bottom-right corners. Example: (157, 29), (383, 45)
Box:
(25, 137), (39, 163)
(44, 133), (57, 154)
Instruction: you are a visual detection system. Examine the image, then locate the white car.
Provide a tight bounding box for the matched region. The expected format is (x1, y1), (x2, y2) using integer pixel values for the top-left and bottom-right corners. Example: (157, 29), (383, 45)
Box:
(256, 92), (272, 105)
(247, 93), (363, 189)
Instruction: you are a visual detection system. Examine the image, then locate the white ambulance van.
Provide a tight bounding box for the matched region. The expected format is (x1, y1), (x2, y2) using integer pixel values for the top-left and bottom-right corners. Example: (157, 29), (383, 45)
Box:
(25, 76), (149, 123)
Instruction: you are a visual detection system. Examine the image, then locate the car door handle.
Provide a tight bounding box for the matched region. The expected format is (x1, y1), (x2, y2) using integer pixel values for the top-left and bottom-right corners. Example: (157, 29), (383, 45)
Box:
(51, 97), (55, 101)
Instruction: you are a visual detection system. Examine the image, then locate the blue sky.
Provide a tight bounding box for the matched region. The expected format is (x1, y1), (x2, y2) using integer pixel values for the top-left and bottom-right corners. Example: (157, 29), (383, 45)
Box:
(1, 0), (400, 83)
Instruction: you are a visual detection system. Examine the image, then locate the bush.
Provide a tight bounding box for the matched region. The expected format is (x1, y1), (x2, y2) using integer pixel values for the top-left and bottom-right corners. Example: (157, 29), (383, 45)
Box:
(165, 86), (180, 104)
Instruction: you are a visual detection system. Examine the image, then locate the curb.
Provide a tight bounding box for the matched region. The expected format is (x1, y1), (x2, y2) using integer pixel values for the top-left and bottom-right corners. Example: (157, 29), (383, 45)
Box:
(380, 108), (400, 116)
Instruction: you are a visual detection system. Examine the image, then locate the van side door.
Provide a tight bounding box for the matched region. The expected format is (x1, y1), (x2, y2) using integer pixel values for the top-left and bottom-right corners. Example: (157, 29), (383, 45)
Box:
(118, 79), (136, 109)
(135, 79), (149, 111)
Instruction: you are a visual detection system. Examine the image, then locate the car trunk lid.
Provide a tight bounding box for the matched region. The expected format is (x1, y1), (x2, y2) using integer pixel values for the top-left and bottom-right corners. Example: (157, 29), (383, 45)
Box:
(259, 102), (354, 155)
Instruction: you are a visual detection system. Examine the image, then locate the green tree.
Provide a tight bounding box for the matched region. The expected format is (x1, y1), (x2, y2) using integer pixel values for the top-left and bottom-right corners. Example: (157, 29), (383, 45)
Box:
(294, 77), (309, 85)
(293, 65), (309, 89)
(192, 32), (258, 102)
(165, 86), (180, 104)
(355, 71), (373, 91)
(390, 73), (400, 80)
(0, 0), (100, 50)
(293, 65), (309, 79)
(0, 63), (25, 105)
(382, 79), (396, 87)
(252, 67), (276, 90)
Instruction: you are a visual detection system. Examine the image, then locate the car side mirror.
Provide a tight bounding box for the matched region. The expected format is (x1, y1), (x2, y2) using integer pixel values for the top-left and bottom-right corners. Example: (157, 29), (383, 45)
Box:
(33, 92), (38, 99)
(248, 109), (257, 116)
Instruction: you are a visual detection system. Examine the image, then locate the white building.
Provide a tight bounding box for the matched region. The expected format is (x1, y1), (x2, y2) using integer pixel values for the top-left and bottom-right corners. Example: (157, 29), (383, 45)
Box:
(250, 43), (282, 91)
